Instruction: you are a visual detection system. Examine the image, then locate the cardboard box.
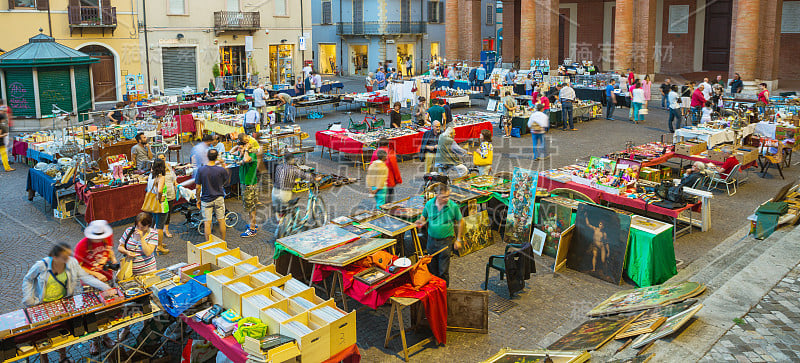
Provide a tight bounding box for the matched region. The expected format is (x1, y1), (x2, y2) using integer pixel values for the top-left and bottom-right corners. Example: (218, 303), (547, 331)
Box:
(310, 300), (357, 356)
(186, 240), (227, 265)
(216, 248), (254, 269)
(180, 263), (220, 283)
(206, 266), (238, 305)
(222, 275), (272, 313)
(280, 312), (331, 363)
(660, 166), (672, 180)
(675, 141), (707, 156)
(734, 146), (759, 165)
(708, 148), (733, 163)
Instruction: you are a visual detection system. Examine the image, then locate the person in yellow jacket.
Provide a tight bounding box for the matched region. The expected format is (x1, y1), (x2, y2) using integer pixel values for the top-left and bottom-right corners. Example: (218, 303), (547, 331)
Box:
(366, 149), (389, 207)
(472, 129), (493, 175)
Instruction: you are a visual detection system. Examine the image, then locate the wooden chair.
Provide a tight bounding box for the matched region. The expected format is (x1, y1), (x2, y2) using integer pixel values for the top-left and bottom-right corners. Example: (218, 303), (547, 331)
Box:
(758, 138), (786, 179)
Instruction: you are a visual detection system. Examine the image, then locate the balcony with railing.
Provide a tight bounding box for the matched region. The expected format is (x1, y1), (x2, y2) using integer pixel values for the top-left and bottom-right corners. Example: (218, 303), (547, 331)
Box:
(336, 22), (427, 36)
(214, 11), (261, 35)
(68, 6), (117, 35)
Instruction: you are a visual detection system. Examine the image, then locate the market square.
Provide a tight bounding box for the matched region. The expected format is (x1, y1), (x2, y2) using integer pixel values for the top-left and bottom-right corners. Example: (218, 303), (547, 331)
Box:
(1, 1), (800, 362)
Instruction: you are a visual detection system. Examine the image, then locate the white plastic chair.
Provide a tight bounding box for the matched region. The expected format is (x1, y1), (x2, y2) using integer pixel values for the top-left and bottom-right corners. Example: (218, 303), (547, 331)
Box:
(707, 164), (740, 196)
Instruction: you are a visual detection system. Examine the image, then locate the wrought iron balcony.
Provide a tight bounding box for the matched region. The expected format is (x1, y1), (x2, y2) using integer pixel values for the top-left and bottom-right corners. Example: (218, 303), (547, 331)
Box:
(68, 6), (117, 35)
(214, 11), (261, 35)
(337, 22), (427, 35)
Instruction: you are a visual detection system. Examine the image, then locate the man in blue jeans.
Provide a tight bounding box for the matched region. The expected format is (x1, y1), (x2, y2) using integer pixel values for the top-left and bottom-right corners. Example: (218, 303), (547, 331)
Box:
(559, 83), (577, 131)
(414, 184), (463, 286)
(528, 104), (549, 160)
(605, 79), (617, 120)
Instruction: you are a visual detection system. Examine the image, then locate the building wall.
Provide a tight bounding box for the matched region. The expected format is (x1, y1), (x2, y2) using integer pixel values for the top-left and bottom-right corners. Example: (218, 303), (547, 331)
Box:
(658, 0), (699, 75)
(779, 33), (800, 80)
(0, 0), (141, 103)
(140, 0), (311, 89)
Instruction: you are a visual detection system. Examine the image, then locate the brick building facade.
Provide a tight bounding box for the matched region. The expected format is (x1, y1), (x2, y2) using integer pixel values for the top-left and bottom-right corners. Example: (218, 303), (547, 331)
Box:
(449, 0), (800, 88)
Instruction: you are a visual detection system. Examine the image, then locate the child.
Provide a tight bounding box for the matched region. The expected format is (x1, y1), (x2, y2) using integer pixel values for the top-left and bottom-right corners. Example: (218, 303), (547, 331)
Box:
(473, 129), (494, 175)
(700, 101), (713, 124)
(366, 149), (389, 207)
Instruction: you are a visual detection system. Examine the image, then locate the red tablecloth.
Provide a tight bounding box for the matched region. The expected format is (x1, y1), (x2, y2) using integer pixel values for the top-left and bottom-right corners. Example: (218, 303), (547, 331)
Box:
(641, 152), (675, 167)
(75, 176), (190, 223)
(453, 121), (493, 143)
(312, 264), (448, 344)
(161, 114), (197, 137)
(181, 316), (361, 363)
(12, 140), (28, 158)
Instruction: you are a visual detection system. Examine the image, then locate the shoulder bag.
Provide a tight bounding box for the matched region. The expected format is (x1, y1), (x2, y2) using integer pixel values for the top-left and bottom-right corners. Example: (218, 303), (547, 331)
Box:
(141, 182), (162, 213)
(117, 228), (135, 281)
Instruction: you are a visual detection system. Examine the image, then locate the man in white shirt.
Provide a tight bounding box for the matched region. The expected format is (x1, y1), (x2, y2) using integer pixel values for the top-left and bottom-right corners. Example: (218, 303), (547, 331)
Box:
(667, 85), (682, 133)
(302, 64), (312, 79)
(312, 72), (323, 92)
(527, 104), (549, 160)
(558, 83), (577, 131)
(252, 84), (267, 124)
(243, 105), (260, 136)
(699, 77), (712, 100)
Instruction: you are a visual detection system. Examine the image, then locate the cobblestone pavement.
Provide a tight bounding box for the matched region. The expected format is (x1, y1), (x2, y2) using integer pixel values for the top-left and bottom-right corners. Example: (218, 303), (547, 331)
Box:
(2, 78), (799, 362)
(702, 262), (800, 363)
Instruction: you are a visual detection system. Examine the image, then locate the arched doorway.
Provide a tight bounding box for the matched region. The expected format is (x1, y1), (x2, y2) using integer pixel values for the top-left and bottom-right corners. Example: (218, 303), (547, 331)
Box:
(79, 45), (117, 102)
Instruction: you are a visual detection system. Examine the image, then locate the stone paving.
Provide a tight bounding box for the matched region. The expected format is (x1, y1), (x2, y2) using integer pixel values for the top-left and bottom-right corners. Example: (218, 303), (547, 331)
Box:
(701, 263), (800, 363)
(3, 77), (800, 362)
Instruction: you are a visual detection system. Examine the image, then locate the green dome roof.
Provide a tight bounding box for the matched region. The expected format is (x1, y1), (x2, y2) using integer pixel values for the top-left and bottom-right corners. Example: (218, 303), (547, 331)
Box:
(0, 33), (98, 68)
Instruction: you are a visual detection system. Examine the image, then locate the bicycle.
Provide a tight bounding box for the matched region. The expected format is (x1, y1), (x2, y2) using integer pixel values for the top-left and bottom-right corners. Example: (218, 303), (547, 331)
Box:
(274, 180), (329, 239)
(180, 202), (239, 235)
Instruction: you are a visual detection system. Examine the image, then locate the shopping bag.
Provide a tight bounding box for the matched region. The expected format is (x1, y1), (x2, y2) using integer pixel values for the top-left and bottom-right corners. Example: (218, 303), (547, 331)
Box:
(141, 185), (161, 213)
(117, 257), (133, 281)
(158, 279), (212, 317)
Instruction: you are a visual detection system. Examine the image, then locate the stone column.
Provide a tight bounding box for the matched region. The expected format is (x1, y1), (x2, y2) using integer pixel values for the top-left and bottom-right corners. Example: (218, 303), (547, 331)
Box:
(613, 0), (634, 72)
(446, 0), (460, 63)
(534, 0), (559, 63)
(502, 0), (517, 64)
(730, 0), (760, 81)
(460, 0), (482, 65)
(519, 0), (536, 67)
(632, 0), (657, 75)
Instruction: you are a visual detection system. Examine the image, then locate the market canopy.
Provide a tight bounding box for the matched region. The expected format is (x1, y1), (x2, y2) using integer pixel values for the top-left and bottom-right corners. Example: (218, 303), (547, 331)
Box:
(0, 32), (98, 68)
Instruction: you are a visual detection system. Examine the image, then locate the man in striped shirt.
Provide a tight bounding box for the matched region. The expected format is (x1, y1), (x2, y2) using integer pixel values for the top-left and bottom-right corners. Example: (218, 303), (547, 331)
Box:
(271, 153), (320, 215)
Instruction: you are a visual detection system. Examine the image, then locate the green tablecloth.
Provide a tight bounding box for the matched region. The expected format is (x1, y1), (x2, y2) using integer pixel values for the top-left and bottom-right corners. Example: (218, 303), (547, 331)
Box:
(625, 227), (677, 287)
(273, 241), (300, 260)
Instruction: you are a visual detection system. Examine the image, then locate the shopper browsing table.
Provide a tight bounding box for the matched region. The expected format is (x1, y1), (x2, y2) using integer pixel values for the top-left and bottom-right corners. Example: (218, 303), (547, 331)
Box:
(435, 127), (469, 175)
(690, 85), (707, 125)
(428, 99), (445, 125)
(147, 158), (170, 254)
(390, 102), (402, 128)
(371, 138), (402, 203)
(667, 85), (682, 132)
(244, 104), (260, 136)
(699, 78), (713, 100)
(23, 243), (111, 363)
(414, 96), (430, 126)
(419, 121), (442, 173)
(605, 79), (617, 120)
(195, 149), (231, 241)
(757, 83), (770, 115)
(473, 129), (494, 175)
(231, 134), (261, 237)
(559, 83), (577, 131)
(729, 73), (744, 94)
(414, 184), (464, 286)
(75, 220), (118, 354)
(528, 104), (549, 160)
(502, 91), (517, 138)
(366, 149), (389, 208)
(191, 135), (214, 178)
(252, 84), (267, 122)
(156, 153), (179, 238)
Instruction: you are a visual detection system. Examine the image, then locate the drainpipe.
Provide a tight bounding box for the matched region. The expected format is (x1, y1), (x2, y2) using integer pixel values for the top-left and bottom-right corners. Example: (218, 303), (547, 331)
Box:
(142, 0), (152, 87)
(300, 0), (305, 64)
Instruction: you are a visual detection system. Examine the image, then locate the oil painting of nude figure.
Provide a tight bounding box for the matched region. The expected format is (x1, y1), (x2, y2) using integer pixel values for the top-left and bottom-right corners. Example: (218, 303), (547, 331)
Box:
(567, 203), (629, 284)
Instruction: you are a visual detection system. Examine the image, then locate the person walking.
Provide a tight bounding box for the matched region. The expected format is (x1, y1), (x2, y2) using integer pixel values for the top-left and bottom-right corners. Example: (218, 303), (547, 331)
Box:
(642, 75), (652, 107)
(690, 84), (707, 125)
(195, 149), (230, 241)
(23, 243), (111, 363)
(252, 84), (267, 123)
(414, 184), (463, 286)
(366, 149), (389, 208)
(631, 79), (646, 124)
(729, 73), (744, 94)
(419, 121), (441, 173)
(75, 220), (117, 354)
(660, 78), (672, 109)
(472, 129), (494, 175)
(406, 57), (413, 77)
(371, 139), (402, 203)
(528, 104), (549, 160)
(232, 133), (261, 237)
(502, 91), (517, 137)
(155, 153), (178, 238)
(146, 158), (170, 254)
(605, 79), (617, 120)
(191, 135), (214, 178)
(757, 83), (770, 115)
(667, 85), (682, 133)
(559, 82), (577, 131)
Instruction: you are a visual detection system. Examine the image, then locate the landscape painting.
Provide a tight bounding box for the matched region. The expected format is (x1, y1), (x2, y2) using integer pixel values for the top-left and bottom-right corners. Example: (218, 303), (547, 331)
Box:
(588, 282), (706, 317)
(547, 315), (638, 351)
(276, 224), (359, 257)
(308, 238), (396, 267)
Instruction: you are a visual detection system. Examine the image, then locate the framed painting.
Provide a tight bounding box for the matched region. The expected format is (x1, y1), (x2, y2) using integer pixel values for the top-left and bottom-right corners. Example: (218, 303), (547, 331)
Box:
(630, 215), (672, 235)
(446, 289), (489, 334)
(585, 156), (617, 174)
(276, 224), (360, 258)
(567, 204), (629, 284)
(530, 228), (546, 256)
(614, 159), (643, 182)
(456, 211), (494, 257)
(554, 225), (574, 272)
(504, 168), (539, 244)
(350, 210), (383, 223)
(361, 215), (416, 237)
(538, 198), (575, 258)
(482, 349), (590, 363)
(588, 282), (705, 317)
(547, 314), (640, 351)
(307, 238), (396, 267)
(353, 267), (392, 286)
(631, 303), (704, 349)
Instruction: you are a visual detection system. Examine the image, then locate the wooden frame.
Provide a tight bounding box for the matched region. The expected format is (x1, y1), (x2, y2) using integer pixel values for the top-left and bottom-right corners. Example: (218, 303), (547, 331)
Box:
(361, 215), (416, 237)
(307, 238), (396, 267)
(353, 267), (391, 286)
(446, 289), (489, 334)
(554, 225), (574, 272)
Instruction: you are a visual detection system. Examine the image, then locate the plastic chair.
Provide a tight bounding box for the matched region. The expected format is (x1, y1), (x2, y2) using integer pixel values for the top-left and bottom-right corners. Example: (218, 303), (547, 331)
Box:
(707, 164), (740, 196)
(483, 243), (522, 290)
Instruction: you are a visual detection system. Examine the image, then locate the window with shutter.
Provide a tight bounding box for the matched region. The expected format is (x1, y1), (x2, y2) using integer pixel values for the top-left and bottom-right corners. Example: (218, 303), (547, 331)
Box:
(35, 0), (47, 10)
(38, 67), (73, 117)
(168, 0), (185, 15)
(274, 0), (287, 16)
(322, 0), (331, 24)
(486, 5), (493, 25)
(427, 1), (437, 23)
(438, 1), (444, 23)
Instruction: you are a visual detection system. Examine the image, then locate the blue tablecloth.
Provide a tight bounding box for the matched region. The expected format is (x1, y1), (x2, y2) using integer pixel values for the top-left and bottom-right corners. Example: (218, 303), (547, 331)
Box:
(433, 80), (471, 90)
(320, 82), (344, 93)
(27, 168), (58, 207)
(26, 148), (55, 163)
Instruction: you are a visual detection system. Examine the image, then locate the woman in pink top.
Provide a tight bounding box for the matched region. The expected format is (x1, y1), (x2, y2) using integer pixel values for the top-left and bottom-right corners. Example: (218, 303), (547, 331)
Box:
(642, 75), (652, 103)
(757, 83), (770, 115)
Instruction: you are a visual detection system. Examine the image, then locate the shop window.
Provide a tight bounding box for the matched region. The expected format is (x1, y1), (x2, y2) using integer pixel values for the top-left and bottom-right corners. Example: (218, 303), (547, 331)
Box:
(168, 0), (186, 15)
(486, 5), (493, 25)
(275, 0), (287, 16)
(322, 0), (332, 24)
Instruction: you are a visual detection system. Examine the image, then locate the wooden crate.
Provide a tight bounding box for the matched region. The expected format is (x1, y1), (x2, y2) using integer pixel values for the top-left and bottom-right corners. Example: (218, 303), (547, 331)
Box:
(233, 257), (264, 277)
(221, 275), (271, 313)
(186, 240), (227, 265)
(280, 312), (331, 363)
(180, 263), (220, 284)
(288, 287), (327, 309)
(310, 300), (357, 356)
(260, 296), (307, 335)
(215, 248), (253, 268)
(206, 266), (237, 305)
(241, 285), (282, 320)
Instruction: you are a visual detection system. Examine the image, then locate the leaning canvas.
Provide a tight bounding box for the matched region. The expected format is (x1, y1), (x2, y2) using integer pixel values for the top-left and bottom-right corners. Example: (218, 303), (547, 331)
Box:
(547, 314), (640, 351)
(538, 198), (575, 257)
(504, 167), (539, 244)
(567, 204), (629, 284)
(457, 211), (494, 257)
(588, 281), (705, 317)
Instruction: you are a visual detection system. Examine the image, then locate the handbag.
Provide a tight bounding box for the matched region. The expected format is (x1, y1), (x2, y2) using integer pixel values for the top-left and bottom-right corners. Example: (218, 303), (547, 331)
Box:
(141, 183), (162, 213)
(117, 229), (135, 281)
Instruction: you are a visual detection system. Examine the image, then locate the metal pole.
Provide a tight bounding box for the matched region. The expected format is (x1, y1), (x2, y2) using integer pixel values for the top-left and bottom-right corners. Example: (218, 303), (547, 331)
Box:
(143, 0), (152, 88)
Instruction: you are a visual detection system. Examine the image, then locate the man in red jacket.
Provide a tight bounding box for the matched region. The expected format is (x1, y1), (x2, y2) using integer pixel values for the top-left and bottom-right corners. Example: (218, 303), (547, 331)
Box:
(690, 84), (706, 125)
(371, 138), (402, 203)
